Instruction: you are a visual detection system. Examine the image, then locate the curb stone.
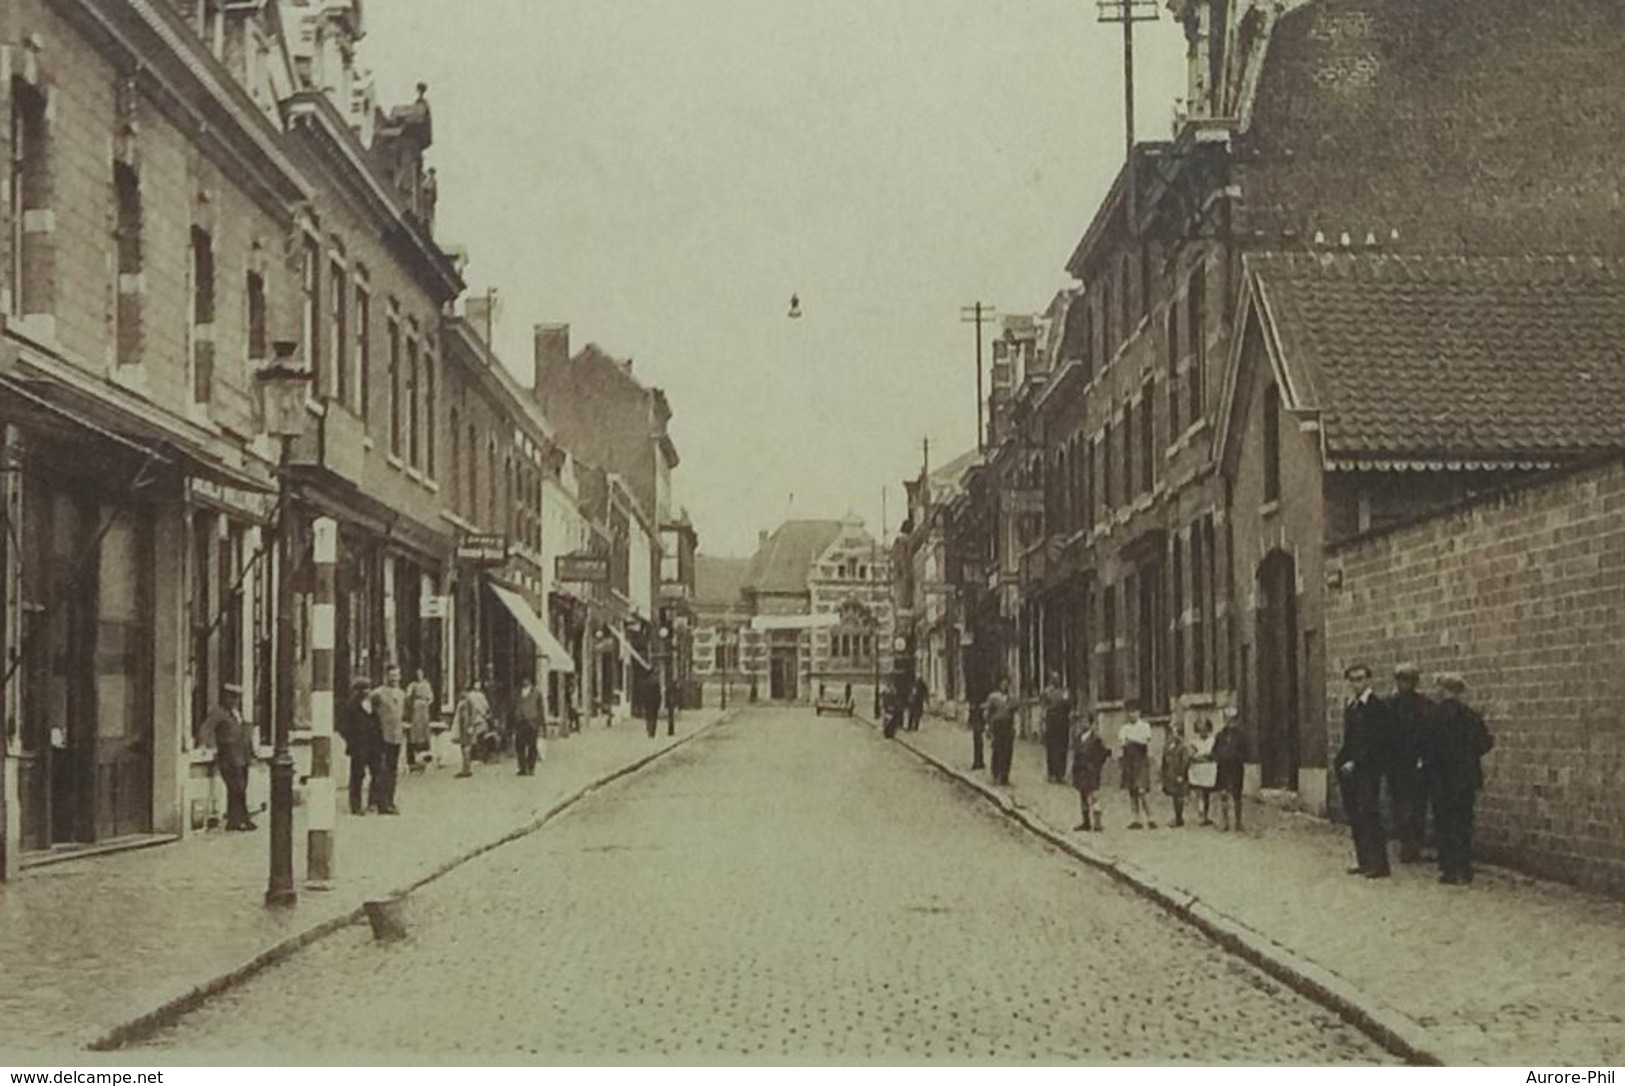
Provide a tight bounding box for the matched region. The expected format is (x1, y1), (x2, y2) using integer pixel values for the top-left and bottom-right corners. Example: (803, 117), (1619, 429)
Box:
(85, 710), (736, 1053)
(867, 716), (1459, 1067)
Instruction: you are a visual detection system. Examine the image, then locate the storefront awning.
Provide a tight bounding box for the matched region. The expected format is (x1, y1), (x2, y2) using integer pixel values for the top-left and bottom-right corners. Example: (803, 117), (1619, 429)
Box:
(750, 613), (839, 631)
(489, 584), (576, 674)
(608, 624), (652, 670)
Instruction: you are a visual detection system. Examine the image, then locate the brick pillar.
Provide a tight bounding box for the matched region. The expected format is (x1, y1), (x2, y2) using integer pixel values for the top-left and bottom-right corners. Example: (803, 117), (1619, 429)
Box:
(306, 517), (338, 890)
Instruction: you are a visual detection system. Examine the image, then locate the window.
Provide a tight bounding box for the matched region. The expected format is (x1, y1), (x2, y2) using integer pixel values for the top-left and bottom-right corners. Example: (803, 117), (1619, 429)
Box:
(467, 422), (479, 522)
(448, 408), (461, 511)
(114, 164), (142, 366)
(423, 346), (436, 478)
(9, 78), (46, 317)
(715, 641), (738, 672)
(387, 312), (402, 456)
(1140, 384), (1155, 495)
(1120, 407), (1133, 504)
(1165, 301), (1181, 436)
(1101, 423), (1114, 512)
(1190, 519), (1207, 691)
(302, 237), (322, 393)
(1083, 438), (1096, 534)
(246, 271), (267, 365)
(1187, 264), (1207, 420)
(199, 0), (226, 57)
(1120, 254), (1134, 343)
(188, 227), (215, 404)
(406, 334), (421, 468)
(1098, 282), (1113, 363)
(354, 282), (371, 421)
(1263, 383), (1282, 503)
(329, 262), (348, 407)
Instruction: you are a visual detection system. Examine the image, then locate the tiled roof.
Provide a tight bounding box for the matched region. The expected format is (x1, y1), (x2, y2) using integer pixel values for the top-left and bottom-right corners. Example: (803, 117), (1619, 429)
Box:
(694, 556), (752, 609)
(1242, 0), (1625, 257)
(1249, 252), (1625, 462)
(745, 520), (843, 596)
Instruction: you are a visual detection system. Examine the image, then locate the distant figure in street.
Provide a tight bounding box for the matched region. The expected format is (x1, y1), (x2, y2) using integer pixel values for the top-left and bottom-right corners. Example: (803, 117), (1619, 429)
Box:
(206, 683), (255, 831)
(1161, 720), (1194, 828)
(513, 676), (545, 776)
(405, 669), (435, 773)
(1188, 718), (1218, 826)
(1118, 705), (1155, 829)
(1425, 674), (1494, 885)
(1338, 664), (1390, 875)
(884, 677), (905, 739)
(984, 675), (1016, 786)
(454, 681), (491, 778)
(907, 676), (928, 732)
(666, 677), (680, 736)
(369, 666), (407, 814)
(967, 700), (986, 771)
(338, 677), (380, 815)
(643, 672), (662, 739)
(1213, 707), (1250, 833)
(1070, 712), (1111, 832)
(1387, 664), (1435, 863)
(1040, 672), (1073, 783)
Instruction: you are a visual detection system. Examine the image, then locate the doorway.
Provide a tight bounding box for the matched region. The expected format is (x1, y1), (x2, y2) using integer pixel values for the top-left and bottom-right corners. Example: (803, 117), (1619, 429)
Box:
(1255, 549), (1301, 790)
(769, 646), (799, 701)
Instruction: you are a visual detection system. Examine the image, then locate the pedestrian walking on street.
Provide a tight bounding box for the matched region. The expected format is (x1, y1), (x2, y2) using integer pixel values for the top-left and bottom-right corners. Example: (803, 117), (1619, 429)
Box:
(967, 700), (986, 771)
(513, 676), (545, 776)
(1387, 663), (1435, 863)
(643, 672), (662, 739)
(666, 676), (680, 736)
(1119, 706), (1155, 828)
(1070, 713), (1110, 832)
(1337, 664), (1391, 876)
(884, 677), (905, 739)
(369, 666), (407, 814)
(907, 676), (927, 732)
(453, 681), (491, 779)
(1213, 708), (1250, 832)
(1424, 674), (1494, 885)
(1161, 720), (1194, 827)
(1040, 672), (1073, 783)
(405, 669), (435, 773)
(984, 675), (1016, 786)
(205, 683), (255, 831)
(1188, 718), (1218, 826)
(338, 677), (380, 815)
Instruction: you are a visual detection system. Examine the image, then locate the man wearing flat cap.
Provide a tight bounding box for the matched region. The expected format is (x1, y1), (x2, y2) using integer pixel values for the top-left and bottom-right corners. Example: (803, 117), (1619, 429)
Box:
(206, 682), (256, 831)
(1423, 674), (1494, 885)
(1386, 663), (1435, 863)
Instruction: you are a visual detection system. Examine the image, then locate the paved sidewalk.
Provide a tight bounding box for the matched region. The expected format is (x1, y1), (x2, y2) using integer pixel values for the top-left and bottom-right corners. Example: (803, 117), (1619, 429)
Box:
(897, 716), (1625, 1067)
(0, 710), (725, 1057)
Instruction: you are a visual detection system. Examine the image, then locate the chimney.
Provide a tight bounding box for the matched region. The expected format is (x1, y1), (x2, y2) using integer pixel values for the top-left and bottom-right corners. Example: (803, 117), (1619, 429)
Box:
(758, 530), (769, 549)
(466, 292), (498, 346)
(533, 323), (570, 402)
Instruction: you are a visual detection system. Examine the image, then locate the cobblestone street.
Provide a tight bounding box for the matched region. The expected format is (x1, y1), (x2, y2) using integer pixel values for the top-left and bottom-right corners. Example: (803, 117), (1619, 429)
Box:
(139, 708), (1391, 1065)
(897, 714), (1625, 1067)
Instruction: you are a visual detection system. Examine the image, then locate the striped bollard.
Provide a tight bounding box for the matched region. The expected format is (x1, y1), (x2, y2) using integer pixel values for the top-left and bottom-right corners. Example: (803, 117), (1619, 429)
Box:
(307, 516), (338, 890)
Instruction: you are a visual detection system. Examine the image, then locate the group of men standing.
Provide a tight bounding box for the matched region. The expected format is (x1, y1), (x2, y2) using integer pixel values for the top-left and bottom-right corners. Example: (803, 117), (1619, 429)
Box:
(1339, 663), (1495, 884)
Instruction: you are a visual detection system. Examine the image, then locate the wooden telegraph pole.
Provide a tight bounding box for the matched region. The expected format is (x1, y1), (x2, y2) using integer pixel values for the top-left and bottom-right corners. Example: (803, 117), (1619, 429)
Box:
(1096, 0), (1160, 235)
(960, 303), (996, 453)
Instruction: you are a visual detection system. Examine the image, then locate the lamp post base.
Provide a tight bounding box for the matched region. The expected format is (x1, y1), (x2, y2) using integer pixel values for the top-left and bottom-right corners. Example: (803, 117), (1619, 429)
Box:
(265, 752), (298, 909)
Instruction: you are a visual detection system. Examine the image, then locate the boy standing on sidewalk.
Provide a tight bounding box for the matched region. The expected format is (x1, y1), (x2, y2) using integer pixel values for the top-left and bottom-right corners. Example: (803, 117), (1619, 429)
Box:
(1161, 721), (1194, 827)
(1070, 713), (1111, 832)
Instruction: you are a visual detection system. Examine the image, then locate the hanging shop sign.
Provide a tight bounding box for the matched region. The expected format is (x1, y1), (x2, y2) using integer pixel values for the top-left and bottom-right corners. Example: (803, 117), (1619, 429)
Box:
(186, 477), (277, 523)
(456, 533), (509, 566)
(556, 554), (611, 583)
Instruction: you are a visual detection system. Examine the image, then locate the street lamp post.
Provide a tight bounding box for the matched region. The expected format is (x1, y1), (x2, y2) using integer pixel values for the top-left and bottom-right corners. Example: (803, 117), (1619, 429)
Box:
(257, 344), (312, 909)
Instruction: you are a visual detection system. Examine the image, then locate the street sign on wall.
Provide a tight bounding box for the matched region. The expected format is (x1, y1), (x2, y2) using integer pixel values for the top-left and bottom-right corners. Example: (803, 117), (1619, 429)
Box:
(556, 554), (610, 583)
(456, 534), (508, 565)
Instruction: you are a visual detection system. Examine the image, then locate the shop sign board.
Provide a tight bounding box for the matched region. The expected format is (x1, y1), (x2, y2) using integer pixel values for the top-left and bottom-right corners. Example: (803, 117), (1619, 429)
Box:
(456, 533), (508, 566)
(556, 554), (610, 583)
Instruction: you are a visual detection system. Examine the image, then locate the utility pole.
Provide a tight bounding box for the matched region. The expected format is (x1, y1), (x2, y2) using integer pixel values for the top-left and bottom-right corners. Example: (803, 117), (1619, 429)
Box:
(960, 303), (996, 453)
(1096, 0), (1159, 237)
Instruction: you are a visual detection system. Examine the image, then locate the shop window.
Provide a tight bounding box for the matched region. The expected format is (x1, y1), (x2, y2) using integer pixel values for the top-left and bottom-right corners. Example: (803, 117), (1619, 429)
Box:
(1101, 584), (1120, 701)
(114, 164), (143, 366)
(1171, 535), (1185, 696)
(188, 227), (215, 405)
(1190, 519), (1207, 691)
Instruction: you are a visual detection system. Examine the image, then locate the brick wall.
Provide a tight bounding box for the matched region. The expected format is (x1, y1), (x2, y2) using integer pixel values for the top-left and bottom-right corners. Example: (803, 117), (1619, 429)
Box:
(1325, 456), (1625, 896)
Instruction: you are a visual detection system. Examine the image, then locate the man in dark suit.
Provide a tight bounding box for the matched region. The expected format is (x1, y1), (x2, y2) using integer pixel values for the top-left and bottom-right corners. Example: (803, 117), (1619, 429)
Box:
(1337, 663), (1391, 877)
(1387, 663), (1435, 863)
(206, 683), (256, 831)
(1426, 674), (1494, 885)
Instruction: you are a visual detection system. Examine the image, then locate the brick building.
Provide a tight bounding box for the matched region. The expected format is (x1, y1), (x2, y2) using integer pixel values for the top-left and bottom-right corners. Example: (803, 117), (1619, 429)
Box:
(1325, 454), (1625, 896)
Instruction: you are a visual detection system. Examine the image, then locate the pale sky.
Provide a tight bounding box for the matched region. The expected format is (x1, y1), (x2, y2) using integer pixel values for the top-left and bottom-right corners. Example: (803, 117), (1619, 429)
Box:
(362, 1), (1185, 556)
